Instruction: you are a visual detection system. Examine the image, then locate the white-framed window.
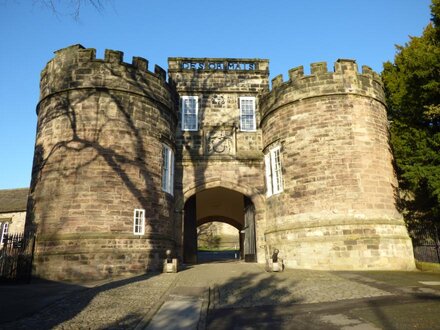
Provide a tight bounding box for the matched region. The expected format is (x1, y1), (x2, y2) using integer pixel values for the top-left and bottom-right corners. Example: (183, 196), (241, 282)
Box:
(240, 97), (256, 131)
(162, 144), (174, 195)
(181, 96), (198, 131)
(264, 146), (283, 196)
(0, 222), (9, 245)
(133, 209), (145, 235)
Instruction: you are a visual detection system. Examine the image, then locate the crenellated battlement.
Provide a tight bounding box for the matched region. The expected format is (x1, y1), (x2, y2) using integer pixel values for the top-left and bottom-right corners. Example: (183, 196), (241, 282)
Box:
(278, 59), (381, 82)
(47, 44), (168, 78)
(39, 44), (175, 112)
(261, 59), (385, 122)
(28, 45), (416, 281)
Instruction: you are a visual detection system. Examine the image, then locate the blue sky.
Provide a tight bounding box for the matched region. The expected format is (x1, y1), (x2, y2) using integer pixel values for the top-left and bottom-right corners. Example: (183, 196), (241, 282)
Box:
(0, 0), (433, 189)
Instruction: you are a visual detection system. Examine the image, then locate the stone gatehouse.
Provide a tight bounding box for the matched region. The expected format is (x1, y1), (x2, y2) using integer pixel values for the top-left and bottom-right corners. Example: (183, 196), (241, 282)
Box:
(25, 45), (415, 281)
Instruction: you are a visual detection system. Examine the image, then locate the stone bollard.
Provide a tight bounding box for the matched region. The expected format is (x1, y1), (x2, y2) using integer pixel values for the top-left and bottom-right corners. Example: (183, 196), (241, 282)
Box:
(266, 249), (284, 272)
(163, 249), (178, 273)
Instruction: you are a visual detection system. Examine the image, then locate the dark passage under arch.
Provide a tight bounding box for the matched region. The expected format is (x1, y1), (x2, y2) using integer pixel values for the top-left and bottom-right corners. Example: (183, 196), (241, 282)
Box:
(183, 187), (256, 264)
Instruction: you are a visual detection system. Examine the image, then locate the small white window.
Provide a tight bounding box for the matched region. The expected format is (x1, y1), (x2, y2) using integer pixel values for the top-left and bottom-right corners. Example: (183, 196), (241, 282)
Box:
(133, 209), (145, 235)
(162, 144), (174, 195)
(265, 146), (283, 196)
(1, 222), (9, 245)
(240, 97), (256, 131)
(181, 96), (198, 131)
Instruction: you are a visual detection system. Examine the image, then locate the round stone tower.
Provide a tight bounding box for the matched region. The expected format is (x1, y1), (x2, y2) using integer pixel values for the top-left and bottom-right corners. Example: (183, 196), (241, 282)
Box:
(260, 59), (414, 270)
(26, 45), (177, 281)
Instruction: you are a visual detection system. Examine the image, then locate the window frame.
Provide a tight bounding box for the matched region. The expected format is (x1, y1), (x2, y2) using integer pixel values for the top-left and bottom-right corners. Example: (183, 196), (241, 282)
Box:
(133, 209), (145, 235)
(181, 96), (199, 131)
(264, 153), (273, 197)
(1, 221), (9, 245)
(265, 146), (284, 196)
(161, 144), (175, 195)
(239, 96), (257, 131)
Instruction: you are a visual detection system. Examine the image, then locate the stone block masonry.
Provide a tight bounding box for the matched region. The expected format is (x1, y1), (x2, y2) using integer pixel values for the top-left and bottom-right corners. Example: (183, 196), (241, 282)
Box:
(25, 46), (415, 282)
(168, 57), (269, 263)
(260, 59), (414, 270)
(28, 45), (177, 281)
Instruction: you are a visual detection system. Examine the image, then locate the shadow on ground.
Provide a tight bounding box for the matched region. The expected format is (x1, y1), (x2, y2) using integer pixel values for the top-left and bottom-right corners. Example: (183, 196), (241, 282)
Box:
(0, 272), (163, 329)
(207, 267), (440, 330)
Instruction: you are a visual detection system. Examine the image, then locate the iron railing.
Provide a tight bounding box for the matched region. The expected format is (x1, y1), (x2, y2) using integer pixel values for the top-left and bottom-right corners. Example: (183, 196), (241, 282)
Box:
(0, 233), (35, 283)
(409, 223), (440, 264)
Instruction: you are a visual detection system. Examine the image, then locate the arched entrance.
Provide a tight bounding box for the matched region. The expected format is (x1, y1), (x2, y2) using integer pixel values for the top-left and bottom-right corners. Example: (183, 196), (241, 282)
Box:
(183, 187), (256, 263)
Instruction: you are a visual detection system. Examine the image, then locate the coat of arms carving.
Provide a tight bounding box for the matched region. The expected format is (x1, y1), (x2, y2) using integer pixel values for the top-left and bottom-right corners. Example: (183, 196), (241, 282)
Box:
(205, 127), (235, 155)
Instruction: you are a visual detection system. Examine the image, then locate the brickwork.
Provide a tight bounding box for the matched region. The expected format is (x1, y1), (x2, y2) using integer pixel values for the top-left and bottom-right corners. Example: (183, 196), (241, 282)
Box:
(26, 46), (415, 282)
(168, 57), (269, 159)
(260, 60), (414, 270)
(168, 58), (269, 262)
(28, 45), (177, 281)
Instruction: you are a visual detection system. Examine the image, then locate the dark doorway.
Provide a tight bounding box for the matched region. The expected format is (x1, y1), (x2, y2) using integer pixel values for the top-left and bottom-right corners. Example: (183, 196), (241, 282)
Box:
(243, 196), (256, 262)
(183, 195), (197, 263)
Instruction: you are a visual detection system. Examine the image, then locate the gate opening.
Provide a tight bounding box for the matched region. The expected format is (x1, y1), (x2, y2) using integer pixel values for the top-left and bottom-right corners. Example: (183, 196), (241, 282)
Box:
(197, 221), (240, 263)
(183, 187), (256, 264)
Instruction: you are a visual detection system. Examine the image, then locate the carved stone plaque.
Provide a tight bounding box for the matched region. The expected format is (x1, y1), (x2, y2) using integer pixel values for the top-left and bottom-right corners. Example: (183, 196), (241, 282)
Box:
(205, 126), (235, 155)
(211, 94), (225, 107)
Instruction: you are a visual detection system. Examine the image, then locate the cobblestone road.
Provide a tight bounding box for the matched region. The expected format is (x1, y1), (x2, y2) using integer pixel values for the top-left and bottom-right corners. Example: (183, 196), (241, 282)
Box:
(1, 273), (177, 330)
(1, 262), (439, 329)
(174, 263), (390, 308)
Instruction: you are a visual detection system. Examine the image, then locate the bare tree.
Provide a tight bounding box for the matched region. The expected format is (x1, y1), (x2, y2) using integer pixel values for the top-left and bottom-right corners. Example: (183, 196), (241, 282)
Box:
(34, 0), (108, 19)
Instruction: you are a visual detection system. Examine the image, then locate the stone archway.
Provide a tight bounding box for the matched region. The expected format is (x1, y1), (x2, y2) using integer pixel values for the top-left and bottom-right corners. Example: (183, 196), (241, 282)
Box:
(181, 178), (264, 210)
(182, 186), (257, 263)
